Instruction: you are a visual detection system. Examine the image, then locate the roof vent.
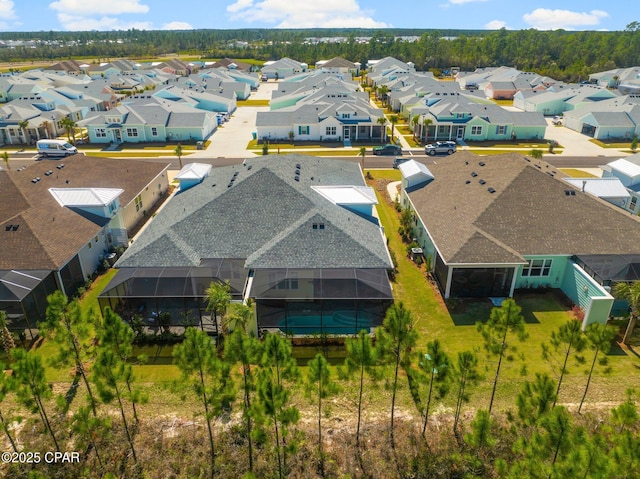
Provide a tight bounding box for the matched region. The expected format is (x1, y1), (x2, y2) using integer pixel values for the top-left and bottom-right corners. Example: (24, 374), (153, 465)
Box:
(479, 179), (486, 185)
(294, 175), (300, 182)
(296, 163), (301, 169)
(45, 170), (53, 176)
(11, 224), (18, 231)
(479, 161), (485, 166)
(5, 225), (12, 231)
(247, 165), (252, 170)
(471, 171), (478, 177)
(31, 177), (41, 183)
(488, 187), (496, 193)
(564, 190), (576, 196)
(56, 164), (65, 169)
(465, 180), (471, 184)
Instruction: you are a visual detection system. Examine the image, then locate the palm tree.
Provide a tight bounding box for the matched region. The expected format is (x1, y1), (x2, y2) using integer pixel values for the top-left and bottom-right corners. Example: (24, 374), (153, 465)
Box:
(422, 118), (433, 143)
(18, 120), (29, 145)
(205, 280), (231, 337)
(174, 142), (183, 169)
(40, 120), (51, 139)
(378, 85), (389, 107)
(389, 115), (399, 143)
(61, 117), (77, 145)
(288, 130), (294, 145)
(1, 151), (9, 171)
(411, 115), (419, 141)
(377, 116), (387, 143)
(613, 281), (640, 344)
(359, 146), (366, 170)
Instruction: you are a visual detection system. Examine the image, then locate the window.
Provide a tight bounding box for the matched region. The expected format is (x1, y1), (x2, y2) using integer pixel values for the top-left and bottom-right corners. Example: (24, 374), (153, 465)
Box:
(471, 126), (483, 135)
(522, 259), (552, 277)
(126, 128), (139, 137)
(95, 128), (106, 138)
(134, 194), (143, 212)
(298, 126), (309, 135)
(342, 113), (350, 119)
(496, 125), (506, 135)
(326, 126), (336, 136)
(151, 127), (158, 136)
(273, 272), (299, 290)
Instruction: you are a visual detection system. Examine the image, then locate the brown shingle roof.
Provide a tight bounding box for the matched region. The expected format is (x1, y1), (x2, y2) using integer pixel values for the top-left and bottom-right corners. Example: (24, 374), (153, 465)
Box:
(407, 152), (640, 264)
(0, 155), (169, 270)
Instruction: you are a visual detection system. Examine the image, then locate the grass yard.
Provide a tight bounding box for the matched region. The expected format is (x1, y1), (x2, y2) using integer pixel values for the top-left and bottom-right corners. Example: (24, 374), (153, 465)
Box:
(558, 168), (598, 178)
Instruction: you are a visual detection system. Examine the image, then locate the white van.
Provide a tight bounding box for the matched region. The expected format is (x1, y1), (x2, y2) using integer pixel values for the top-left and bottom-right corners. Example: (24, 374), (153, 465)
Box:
(37, 139), (78, 157)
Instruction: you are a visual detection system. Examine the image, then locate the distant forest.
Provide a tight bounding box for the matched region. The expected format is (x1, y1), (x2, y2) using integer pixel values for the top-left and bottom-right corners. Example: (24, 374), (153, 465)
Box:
(1, 24), (640, 82)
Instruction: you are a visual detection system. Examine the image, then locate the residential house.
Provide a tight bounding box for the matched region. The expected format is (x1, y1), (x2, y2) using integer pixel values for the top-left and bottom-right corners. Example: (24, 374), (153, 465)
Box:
(562, 95), (640, 140)
(398, 152), (640, 327)
(261, 58), (307, 80)
(256, 83), (385, 142)
(601, 154), (640, 214)
(0, 156), (169, 336)
(80, 96), (218, 144)
(589, 67), (640, 94)
(513, 84), (619, 116)
(316, 57), (360, 77)
(98, 155), (393, 336)
(207, 58), (257, 73)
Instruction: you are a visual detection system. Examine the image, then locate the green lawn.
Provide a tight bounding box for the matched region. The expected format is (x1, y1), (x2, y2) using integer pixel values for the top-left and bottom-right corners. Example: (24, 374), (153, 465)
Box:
(559, 168), (598, 178)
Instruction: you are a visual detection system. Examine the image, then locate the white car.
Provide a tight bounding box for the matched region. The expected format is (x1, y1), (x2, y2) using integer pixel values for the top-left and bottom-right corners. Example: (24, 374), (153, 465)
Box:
(552, 116), (562, 126)
(425, 141), (457, 156)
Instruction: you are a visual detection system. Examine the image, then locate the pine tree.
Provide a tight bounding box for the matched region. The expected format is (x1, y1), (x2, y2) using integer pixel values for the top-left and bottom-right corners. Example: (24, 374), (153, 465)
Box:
(377, 302), (418, 448)
(41, 291), (98, 416)
(0, 311), (16, 355)
(173, 327), (234, 479)
(418, 339), (451, 438)
(254, 333), (300, 479)
(453, 350), (480, 434)
(340, 329), (380, 446)
(11, 348), (61, 451)
(224, 316), (262, 474)
(477, 298), (528, 414)
(541, 319), (587, 407)
(305, 353), (340, 475)
(0, 360), (19, 452)
(578, 322), (618, 413)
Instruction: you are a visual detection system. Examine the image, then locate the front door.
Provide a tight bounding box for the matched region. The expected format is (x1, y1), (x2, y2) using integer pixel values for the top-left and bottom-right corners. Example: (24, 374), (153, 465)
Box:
(343, 126), (350, 140)
(113, 129), (122, 143)
(456, 126), (465, 140)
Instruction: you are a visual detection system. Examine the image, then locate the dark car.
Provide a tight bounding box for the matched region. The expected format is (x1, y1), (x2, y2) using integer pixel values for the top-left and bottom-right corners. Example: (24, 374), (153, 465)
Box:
(424, 141), (457, 156)
(373, 144), (402, 156)
(393, 158), (410, 169)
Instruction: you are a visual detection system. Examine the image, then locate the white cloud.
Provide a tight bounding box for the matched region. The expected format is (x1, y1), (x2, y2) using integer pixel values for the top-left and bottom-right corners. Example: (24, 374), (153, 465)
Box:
(226, 0), (388, 28)
(0, 0), (16, 20)
(523, 9), (609, 30)
(49, 0), (149, 16)
(162, 21), (194, 30)
(56, 13), (152, 31)
(485, 20), (508, 30)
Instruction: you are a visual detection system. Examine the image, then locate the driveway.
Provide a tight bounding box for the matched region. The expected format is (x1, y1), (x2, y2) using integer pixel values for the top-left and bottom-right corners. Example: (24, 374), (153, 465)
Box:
(190, 82), (279, 160)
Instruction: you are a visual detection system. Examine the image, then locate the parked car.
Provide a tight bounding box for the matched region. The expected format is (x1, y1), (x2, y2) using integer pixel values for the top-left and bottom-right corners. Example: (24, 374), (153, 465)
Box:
(424, 141), (457, 156)
(393, 158), (409, 169)
(37, 139), (78, 157)
(552, 116), (562, 126)
(373, 144), (402, 156)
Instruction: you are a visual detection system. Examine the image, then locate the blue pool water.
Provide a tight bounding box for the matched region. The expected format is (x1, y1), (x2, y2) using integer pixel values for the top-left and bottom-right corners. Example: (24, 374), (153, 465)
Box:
(277, 311), (373, 335)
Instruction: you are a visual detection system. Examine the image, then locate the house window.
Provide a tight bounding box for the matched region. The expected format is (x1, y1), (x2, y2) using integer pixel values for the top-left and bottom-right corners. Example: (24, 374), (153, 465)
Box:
(438, 125), (448, 135)
(126, 128), (139, 137)
(522, 259), (552, 277)
(151, 127), (158, 136)
(134, 194), (143, 212)
(342, 113), (350, 119)
(496, 125), (506, 135)
(272, 272), (299, 290)
(95, 128), (106, 138)
(298, 126), (309, 135)
(326, 126), (336, 136)
(471, 126), (483, 135)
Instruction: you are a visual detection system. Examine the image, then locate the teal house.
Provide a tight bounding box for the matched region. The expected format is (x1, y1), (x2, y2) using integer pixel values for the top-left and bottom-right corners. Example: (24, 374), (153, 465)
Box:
(398, 153), (640, 328)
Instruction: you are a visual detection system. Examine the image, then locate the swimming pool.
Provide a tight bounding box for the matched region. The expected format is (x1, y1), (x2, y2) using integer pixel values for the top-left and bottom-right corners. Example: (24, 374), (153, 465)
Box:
(277, 311), (374, 335)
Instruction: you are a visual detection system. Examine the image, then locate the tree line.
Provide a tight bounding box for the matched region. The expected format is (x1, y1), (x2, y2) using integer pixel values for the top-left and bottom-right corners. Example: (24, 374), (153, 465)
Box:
(1, 25), (640, 82)
(1, 285), (637, 478)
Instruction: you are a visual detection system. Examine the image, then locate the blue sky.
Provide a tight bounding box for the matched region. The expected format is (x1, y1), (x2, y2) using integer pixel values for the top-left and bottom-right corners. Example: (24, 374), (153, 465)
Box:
(0, 0), (632, 32)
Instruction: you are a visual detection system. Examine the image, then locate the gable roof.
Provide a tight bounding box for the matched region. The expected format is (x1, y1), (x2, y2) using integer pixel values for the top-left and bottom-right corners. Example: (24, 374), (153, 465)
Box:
(116, 155), (392, 271)
(0, 156), (169, 270)
(407, 152), (640, 265)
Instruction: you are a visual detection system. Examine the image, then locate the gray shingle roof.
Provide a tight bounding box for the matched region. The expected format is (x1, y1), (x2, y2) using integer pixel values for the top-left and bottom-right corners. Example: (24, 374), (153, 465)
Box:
(117, 155), (392, 270)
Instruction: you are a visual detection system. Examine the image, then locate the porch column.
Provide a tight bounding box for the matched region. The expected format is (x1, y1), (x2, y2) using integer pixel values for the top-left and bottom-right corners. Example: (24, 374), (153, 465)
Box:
(509, 267), (518, 298)
(444, 266), (453, 299)
(355, 125), (358, 141)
